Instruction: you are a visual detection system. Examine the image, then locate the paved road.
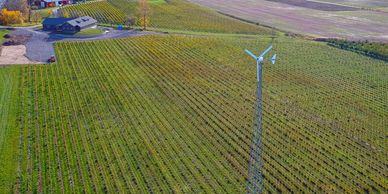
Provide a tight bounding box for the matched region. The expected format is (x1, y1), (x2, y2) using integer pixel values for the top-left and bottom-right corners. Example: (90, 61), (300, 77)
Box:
(48, 29), (159, 42)
(6, 27), (159, 63)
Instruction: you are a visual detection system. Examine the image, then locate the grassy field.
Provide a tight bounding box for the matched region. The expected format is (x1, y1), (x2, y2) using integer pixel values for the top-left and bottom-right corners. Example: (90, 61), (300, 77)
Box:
(0, 35), (386, 193)
(0, 30), (8, 42)
(0, 67), (21, 193)
(76, 28), (104, 36)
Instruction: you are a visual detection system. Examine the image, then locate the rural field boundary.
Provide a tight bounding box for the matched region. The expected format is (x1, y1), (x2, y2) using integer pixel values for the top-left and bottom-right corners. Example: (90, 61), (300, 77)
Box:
(326, 41), (388, 62)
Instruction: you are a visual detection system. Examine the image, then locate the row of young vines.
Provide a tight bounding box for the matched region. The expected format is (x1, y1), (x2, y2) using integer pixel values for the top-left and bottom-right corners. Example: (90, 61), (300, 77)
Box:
(10, 35), (387, 193)
(60, 0), (272, 34)
(61, 1), (128, 24)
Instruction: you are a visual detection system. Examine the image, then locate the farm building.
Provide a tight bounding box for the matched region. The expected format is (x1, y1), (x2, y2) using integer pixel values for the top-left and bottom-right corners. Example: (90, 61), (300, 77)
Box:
(36, 0), (71, 8)
(42, 16), (98, 34)
(42, 17), (73, 31)
(60, 16), (98, 33)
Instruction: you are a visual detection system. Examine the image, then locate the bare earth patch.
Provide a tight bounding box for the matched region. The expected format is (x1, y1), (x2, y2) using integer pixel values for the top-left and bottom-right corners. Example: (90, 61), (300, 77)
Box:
(266, 0), (359, 11)
(189, 0), (388, 42)
(0, 45), (40, 65)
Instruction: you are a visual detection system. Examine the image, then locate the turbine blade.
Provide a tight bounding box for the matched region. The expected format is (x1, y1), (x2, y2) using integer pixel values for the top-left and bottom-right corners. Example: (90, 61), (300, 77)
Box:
(271, 54), (277, 65)
(245, 49), (258, 60)
(259, 45), (273, 58)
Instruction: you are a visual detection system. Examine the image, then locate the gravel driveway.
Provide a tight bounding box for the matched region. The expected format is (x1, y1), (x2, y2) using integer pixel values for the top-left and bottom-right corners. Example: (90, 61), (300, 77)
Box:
(12, 29), (55, 63)
(7, 27), (158, 63)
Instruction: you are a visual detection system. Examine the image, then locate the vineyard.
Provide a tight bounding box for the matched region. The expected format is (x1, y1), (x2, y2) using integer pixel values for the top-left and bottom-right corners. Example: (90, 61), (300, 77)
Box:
(0, 35), (386, 193)
(0, 0), (387, 193)
(146, 0), (271, 34)
(60, 1), (127, 24)
(63, 0), (272, 34)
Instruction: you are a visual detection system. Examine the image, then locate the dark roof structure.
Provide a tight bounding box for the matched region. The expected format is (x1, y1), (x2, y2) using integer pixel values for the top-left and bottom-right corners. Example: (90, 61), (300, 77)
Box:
(42, 17), (74, 25)
(65, 16), (97, 28)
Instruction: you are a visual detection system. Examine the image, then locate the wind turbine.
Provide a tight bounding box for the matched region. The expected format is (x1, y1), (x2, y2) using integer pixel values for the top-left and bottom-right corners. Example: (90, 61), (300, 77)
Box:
(245, 46), (276, 82)
(245, 45), (276, 194)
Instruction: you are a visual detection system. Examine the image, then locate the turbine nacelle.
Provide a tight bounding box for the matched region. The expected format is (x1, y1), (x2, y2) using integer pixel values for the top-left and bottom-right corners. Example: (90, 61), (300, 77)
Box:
(245, 45), (277, 82)
(245, 45), (276, 65)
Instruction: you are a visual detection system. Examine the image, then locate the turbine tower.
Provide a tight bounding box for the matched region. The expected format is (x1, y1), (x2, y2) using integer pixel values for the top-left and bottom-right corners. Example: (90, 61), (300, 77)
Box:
(245, 45), (276, 194)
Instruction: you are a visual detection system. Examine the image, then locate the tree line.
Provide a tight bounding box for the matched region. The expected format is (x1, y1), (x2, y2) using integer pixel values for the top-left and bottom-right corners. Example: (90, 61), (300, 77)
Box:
(0, 0), (43, 25)
(326, 39), (388, 62)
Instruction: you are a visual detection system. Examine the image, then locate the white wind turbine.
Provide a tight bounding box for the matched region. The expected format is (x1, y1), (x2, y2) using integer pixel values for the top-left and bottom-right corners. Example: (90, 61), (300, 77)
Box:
(245, 45), (276, 194)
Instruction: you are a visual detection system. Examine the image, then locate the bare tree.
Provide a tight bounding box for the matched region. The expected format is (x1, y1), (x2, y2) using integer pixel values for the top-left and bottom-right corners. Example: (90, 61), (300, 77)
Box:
(126, 16), (135, 28)
(31, 11), (42, 23)
(138, 0), (149, 30)
(27, 0), (33, 23)
(4, 0), (29, 16)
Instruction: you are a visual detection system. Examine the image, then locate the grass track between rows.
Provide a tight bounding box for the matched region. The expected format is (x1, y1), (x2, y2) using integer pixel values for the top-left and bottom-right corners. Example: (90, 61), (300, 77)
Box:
(0, 67), (21, 194)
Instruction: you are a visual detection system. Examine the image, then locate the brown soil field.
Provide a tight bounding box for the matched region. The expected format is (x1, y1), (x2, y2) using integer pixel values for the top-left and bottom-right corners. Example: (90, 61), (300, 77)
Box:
(267, 0), (359, 11)
(317, 0), (388, 9)
(189, 0), (388, 42)
(0, 45), (39, 65)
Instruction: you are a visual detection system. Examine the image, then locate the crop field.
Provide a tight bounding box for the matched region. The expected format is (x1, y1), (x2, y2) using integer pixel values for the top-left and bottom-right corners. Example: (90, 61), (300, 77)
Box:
(0, 0), (387, 193)
(66, 0), (272, 34)
(317, 0), (388, 9)
(146, 0), (271, 34)
(0, 35), (386, 193)
(189, 0), (388, 42)
(60, 1), (127, 24)
(266, 0), (359, 11)
(107, 0), (138, 17)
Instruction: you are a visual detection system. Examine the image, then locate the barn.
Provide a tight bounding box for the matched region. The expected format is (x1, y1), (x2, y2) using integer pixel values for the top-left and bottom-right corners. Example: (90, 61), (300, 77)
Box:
(42, 16), (98, 34)
(59, 16), (98, 34)
(42, 17), (73, 31)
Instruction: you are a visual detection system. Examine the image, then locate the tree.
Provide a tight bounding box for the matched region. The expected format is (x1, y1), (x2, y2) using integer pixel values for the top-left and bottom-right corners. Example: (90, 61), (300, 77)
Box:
(4, 0), (29, 17)
(0, 9), (24, 25)
(47, 9), (55, 17)
(61, 10), (71, 18)
(126, 16), (135, 28)
(138, 0), (150, 30)
(31, 11), (42, 23)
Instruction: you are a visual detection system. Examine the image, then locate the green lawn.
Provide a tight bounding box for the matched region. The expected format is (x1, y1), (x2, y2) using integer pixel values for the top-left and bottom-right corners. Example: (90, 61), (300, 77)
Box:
(0, 30), (9, 43)
(0, 67), (21, 194)
(76, 28), (104, 36)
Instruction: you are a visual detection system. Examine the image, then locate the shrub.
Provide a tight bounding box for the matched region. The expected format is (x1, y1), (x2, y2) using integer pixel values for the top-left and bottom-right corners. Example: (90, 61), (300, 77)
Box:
(0, 9), (24, 25)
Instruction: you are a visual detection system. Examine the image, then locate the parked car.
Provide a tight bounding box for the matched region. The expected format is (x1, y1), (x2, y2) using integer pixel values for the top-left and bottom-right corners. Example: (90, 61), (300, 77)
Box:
(47, 55), (56, 63)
